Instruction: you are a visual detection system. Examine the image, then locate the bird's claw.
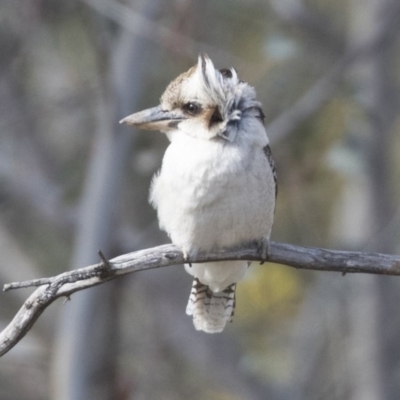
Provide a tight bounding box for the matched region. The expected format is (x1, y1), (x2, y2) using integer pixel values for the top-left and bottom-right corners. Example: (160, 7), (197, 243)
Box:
(183, 251), (192, 268)
(258, 238), (270, 265)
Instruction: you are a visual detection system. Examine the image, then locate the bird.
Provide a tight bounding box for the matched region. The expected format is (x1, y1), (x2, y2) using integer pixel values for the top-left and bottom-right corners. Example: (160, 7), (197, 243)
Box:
(120, 54), (277, 333)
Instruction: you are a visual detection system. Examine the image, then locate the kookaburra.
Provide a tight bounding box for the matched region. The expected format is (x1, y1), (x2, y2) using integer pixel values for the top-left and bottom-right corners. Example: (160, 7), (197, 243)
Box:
(121, 54), (277, 333)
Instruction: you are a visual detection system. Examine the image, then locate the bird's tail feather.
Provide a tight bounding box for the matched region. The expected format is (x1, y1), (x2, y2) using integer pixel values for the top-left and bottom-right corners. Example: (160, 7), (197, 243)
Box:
(186, 278), (236, 333)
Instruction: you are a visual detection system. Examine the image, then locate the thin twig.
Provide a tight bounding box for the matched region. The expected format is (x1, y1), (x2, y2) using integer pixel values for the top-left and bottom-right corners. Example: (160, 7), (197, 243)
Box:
(267, 12), (400, 144)
(81, 0), (252, 71)
(1, 241), (400, 357)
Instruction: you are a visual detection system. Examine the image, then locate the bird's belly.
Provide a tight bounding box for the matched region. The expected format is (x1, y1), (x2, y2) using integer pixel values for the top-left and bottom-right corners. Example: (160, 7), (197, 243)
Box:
(150, 142), (275, 255)
(177, 182), (269, 252)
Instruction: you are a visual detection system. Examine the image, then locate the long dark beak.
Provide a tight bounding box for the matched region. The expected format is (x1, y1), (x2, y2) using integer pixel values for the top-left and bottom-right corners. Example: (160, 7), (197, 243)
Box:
(119, 105), (185, 131)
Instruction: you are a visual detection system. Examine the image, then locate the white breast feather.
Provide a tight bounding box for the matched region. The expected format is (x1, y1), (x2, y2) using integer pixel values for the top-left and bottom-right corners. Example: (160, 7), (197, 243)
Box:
(150, 130), (275, 292)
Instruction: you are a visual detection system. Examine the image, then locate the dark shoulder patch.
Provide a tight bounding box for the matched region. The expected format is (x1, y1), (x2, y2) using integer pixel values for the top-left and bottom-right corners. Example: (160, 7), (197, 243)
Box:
(252, 106), (265, 124)
(256, 107), (265, 124)
(263, 144), (278, 200)
(242, 106), (265, 124)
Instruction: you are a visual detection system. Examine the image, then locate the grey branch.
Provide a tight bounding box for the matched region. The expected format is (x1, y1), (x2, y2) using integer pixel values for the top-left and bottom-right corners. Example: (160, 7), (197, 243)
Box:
(1, 241), (400, 357)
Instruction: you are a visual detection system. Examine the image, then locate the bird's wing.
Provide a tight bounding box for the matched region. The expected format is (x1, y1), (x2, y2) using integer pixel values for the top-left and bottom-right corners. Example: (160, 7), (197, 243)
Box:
(263, 144), (277, 200)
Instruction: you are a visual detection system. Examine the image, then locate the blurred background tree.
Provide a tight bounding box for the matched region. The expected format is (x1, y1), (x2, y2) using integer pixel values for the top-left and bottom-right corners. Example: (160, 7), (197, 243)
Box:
(1, 0), (400, 399)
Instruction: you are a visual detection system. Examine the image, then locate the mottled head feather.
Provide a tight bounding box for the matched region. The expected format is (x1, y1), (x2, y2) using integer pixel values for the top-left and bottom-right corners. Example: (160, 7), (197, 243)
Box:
(160, 54), (264, 141)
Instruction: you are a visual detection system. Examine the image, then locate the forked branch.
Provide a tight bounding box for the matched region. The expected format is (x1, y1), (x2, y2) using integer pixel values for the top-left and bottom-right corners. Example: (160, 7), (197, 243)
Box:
(1, 241), (400, 357)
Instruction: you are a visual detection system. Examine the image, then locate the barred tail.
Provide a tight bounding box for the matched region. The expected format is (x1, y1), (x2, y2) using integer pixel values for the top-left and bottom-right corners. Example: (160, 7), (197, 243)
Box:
(186, 278), (236, 333)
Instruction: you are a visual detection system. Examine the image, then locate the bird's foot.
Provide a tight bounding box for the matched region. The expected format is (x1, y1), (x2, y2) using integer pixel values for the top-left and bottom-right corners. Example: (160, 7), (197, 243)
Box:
(258, 238), (270, 265)
(183, 251), (192, 268)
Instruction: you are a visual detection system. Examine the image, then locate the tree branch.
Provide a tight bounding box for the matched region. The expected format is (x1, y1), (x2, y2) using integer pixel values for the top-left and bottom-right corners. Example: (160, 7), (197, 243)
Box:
(1, 241), (400, 357)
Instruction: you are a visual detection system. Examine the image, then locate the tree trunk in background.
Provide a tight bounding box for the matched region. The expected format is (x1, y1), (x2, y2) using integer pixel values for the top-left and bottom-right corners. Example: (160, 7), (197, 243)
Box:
(348, 1), (398, 400)
(51, 1), (161, 399)
(290, 1), (399, 398)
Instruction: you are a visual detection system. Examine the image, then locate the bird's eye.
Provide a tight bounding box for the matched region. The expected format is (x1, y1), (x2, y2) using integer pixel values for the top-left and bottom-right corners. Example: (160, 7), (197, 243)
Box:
(183, 102), (201, 116)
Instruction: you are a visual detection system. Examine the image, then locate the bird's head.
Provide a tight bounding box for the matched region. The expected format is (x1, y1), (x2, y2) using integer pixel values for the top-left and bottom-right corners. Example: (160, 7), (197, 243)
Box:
(120, 54), (265, 143)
